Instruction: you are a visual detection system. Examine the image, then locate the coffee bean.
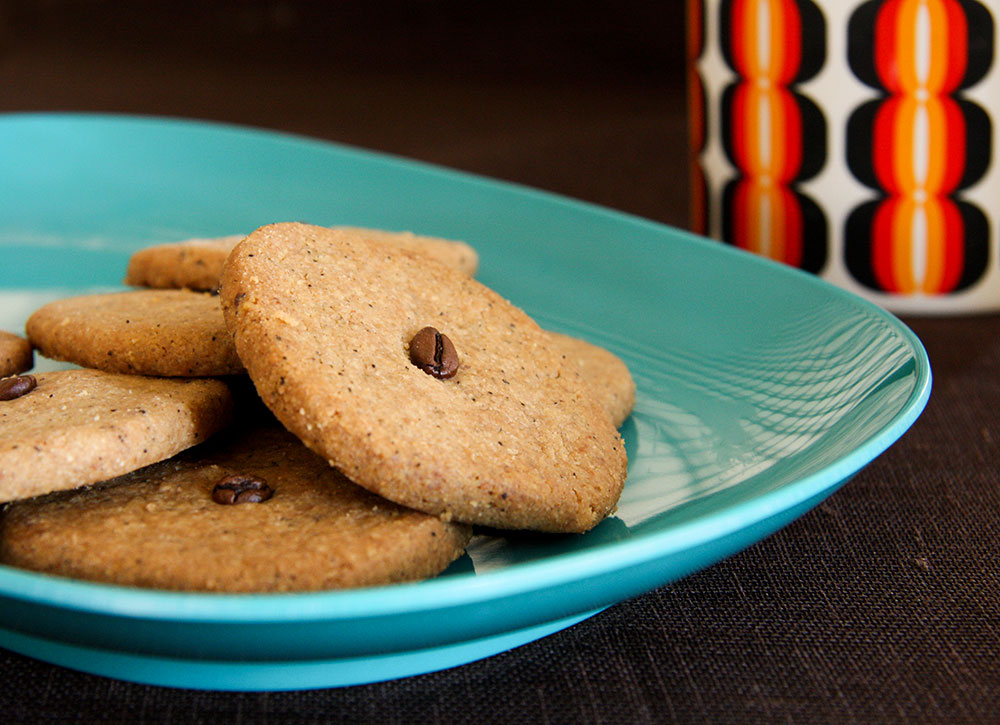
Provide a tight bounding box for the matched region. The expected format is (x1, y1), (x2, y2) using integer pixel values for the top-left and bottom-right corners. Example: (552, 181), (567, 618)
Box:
(212, 473), (274, 505)
(409, 326), (459, 379)
(0, 375), (37, 401)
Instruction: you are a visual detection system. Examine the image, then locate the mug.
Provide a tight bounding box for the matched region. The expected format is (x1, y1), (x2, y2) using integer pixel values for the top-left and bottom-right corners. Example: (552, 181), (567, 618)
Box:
(688, 0), (998, 314)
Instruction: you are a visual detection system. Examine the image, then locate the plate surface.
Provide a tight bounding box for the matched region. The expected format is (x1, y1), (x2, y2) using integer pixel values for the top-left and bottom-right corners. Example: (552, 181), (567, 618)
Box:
(0, 113), (930, 690)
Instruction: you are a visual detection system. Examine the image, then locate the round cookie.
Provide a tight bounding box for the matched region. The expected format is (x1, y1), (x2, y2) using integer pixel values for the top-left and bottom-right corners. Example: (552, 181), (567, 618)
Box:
(26, 289), (242, 377)
(124, 227), (479, 291)
(220, 223), (627, 533)
(0, 331), (32, 377)
(0, 369), (233, 503)
(546, 332), (635, 428)
(336, 227), (479, 277)
(0, 424), (472, 592)
(124, 235), (245, 292)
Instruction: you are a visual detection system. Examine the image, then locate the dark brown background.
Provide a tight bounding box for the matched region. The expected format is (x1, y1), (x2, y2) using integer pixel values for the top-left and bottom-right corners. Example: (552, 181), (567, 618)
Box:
(0, 0), (686, 225)
(1, 2), (998, 722)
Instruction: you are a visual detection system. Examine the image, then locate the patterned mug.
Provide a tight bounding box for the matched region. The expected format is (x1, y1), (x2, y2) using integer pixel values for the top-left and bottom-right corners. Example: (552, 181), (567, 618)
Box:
(688, 0), (997, 314)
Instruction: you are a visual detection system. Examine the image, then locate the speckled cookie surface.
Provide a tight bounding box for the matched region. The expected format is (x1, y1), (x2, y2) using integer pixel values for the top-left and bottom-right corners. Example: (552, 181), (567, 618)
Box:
(220, 222), (627, 533)
(124, 227), (478, 291)
(546, 332), (635, 428)
(124, 235), (245, 291)
(0, 369), (233, 503)
(26, 289), (242, 377)
(0, 424), (471, 592)
(0, 331), (32, 377)
(337, 227), (479, 276)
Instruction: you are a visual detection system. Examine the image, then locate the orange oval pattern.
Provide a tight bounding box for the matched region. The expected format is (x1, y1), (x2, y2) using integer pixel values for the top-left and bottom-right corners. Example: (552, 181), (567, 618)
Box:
(715, 0), (827, 271)
(874, 0), (968, 94)
(871, 196), (966, 293)
(727, 0), (804, 84)
(872, 95), (967, 195)
(846, 0), (991, 295)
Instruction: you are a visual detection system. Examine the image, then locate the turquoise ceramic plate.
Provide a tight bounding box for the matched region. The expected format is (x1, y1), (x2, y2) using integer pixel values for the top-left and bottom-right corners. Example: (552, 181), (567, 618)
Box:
(0, 114), (930, 691)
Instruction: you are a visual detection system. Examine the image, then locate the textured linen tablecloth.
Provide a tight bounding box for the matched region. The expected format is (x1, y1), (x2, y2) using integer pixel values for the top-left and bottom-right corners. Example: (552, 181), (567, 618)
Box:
(0, 3), (997, 721)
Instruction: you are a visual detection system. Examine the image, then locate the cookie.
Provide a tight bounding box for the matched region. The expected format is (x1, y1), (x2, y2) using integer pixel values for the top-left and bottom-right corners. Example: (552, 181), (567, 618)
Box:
(0, 369), (233, 503)
(547, 332), (635, 428)
(123, 235), (245, 292)
(0, 424), (471, 591)
(124, 227), (478, 291)
(337, 227), (479, 277)
(220, 223), (627, 533)
(0, 331), (32, 377)
(26, 289), (242, 377)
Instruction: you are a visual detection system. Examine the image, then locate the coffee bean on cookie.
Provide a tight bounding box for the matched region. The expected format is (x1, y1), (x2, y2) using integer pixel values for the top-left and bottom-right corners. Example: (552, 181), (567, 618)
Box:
(211, 473), (274, 504)
(0, 374), (36, 401)
(409, 327), (459, 379)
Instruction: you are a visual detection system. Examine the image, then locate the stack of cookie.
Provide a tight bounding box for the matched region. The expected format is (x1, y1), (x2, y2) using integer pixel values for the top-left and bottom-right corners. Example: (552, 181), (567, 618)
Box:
(0, 223), (633, 592)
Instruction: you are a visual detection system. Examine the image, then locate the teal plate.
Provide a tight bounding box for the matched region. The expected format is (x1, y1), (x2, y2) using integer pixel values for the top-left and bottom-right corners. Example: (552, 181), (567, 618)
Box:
(0, 114), (930, 691)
